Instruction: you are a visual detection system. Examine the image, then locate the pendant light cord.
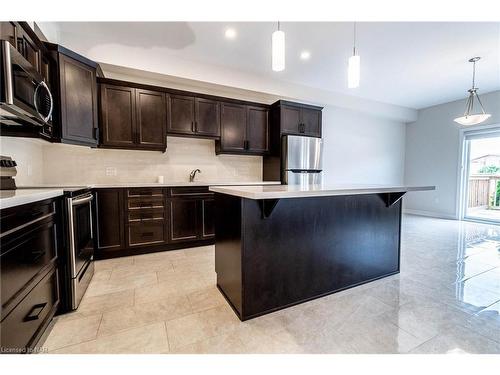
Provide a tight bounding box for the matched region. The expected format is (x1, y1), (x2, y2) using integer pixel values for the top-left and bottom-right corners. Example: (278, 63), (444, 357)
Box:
(353, 22), (357, 56)
(472, 59), (476, 89)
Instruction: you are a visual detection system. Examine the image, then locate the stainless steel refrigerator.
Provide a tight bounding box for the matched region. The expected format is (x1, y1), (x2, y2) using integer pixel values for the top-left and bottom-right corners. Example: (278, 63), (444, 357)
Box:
(281, 135), (323, 185)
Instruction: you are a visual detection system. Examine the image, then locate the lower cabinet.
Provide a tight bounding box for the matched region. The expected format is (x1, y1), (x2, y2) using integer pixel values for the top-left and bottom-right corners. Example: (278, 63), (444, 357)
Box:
(95, 189), (125, 253)
(1, 268), (59, 352)
(169, 198), (199, 243)
(201, 197), (215, 239)
(94, 187), (215, 259)
(0, 198), (61, 353)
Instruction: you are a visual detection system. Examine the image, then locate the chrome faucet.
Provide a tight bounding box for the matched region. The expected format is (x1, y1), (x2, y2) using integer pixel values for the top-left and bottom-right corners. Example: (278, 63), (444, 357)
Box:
(189, 169), (201, 182)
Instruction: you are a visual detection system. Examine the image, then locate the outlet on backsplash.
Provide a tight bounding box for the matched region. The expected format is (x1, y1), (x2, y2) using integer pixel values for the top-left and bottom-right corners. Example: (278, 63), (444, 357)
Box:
(105, 167), (117, 176)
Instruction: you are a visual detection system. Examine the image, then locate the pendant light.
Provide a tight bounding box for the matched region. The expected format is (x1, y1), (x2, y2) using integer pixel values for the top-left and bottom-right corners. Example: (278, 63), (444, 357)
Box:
(272, 21), (285, 72)
(454, 57), (491, 126)
(348, 22), (360, 88)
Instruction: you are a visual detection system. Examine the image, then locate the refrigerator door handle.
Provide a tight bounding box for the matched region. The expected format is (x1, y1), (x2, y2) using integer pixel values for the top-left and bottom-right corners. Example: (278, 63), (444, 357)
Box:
(288, 169), (322, 173)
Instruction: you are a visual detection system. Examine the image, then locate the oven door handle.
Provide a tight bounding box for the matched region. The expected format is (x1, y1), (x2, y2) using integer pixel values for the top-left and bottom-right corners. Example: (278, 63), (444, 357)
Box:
(68, 194), (94, 278)
(71, 195), (94, 206)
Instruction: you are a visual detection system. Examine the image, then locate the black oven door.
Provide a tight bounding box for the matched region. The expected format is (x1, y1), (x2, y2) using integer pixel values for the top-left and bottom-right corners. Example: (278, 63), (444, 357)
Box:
(68, 194), (94, 279)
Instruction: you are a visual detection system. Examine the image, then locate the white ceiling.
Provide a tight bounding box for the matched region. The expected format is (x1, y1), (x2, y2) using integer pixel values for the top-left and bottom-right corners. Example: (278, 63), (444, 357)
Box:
(42, 22), (500, 109)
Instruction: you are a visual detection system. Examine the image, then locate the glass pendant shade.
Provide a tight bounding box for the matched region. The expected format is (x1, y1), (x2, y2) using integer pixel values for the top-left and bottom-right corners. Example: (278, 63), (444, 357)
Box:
(348, 55), (360, 88)
(454, 114), (491, 126)
(454, 88), (491, 126)
(272, 29), (285, 72)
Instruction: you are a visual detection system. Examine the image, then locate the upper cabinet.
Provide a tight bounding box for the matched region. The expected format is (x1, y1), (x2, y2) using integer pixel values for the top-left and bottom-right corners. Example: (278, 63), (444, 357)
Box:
(216, 102), (269, 155)
(273, 100), (322, 138)
(135, 88), (167, 149)
(100, 84), (136, 148)
(47, 43), (99, 147)
(194, 98), (220, 137)
(99, 80), (167, 152)
(218, 103), (247, 153)
(168, 95), (220, 138)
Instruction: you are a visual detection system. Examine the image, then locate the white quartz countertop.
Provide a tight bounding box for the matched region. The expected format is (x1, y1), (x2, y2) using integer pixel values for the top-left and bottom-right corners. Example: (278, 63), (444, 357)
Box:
(209, 184), (436, 200)
(1, 181), (281, 209)
(0, 188), (65, 209)
(16, 181), (280, 189)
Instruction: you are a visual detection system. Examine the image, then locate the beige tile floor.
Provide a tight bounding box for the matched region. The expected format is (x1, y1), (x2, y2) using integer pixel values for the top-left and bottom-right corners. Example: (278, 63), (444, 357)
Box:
(42, 215), (500, 354)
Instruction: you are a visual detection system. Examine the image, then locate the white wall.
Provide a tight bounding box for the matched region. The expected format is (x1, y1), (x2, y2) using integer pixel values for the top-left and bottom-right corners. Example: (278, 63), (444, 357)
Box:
(0, 137), (262, 185)
(41, 137), (261, 185)
(404, 90), (500, 219)
(322, 106), (406, 185)
(0, 137), (44, 186)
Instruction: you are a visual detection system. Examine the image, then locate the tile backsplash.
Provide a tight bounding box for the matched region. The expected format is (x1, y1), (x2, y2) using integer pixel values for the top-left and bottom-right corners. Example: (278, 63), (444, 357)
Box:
(1, 136), (262, 186)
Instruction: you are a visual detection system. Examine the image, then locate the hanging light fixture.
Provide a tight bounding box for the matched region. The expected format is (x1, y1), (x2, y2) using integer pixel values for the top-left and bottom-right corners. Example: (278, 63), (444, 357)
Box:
(454, 57), (491, 126)
(272, 21), (285, 72)
(348, 22), (360, 88)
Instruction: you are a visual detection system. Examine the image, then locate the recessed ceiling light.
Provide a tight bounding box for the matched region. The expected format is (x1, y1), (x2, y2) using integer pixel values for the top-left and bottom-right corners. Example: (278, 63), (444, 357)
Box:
(300, 51), (311, 60)
(224, 28), (237, 39)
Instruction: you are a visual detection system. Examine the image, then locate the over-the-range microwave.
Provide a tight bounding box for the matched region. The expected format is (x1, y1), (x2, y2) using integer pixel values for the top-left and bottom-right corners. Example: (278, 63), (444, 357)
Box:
(0, 39), (53, 136)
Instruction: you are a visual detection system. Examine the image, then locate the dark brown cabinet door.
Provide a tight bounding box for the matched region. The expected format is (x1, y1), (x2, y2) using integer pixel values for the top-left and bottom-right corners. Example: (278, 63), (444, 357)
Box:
(281, 105), (301, 135)
(95, 189), (125, 253)
(201, 198), (215, 239)
(247, 106), (269, 153)
(195, 98), (220, 137)
(15, 26), (40, 71)
(168, 95), (195, 135)
(169, 199), (199, 243)
(135, 89), (166, 150)
(301, 107), (322, 137)
(59, 54), (98, 146)
(100, 85), (136, 148)
(220, 102), (247, 152)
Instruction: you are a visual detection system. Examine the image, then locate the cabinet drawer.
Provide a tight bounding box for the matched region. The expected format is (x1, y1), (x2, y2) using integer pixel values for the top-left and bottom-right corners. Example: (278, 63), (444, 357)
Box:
(127, 188), (164, 197)
(0, 200), (55, 235)
(127, 222), (166, 247)
(170, 186), (212, 197)
(127, 196), (165, 209)
(1, 220), (57, 310)
(128, 208), (165, 222)
(1, 267), (58, 351)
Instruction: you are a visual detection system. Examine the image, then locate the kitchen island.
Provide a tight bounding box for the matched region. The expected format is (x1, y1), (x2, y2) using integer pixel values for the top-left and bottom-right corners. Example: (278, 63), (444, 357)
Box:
(209, 184), (435, 320)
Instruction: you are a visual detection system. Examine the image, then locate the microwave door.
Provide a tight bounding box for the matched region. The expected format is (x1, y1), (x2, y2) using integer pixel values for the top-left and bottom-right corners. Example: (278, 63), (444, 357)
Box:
(1, 40), (53, 127)
(284, 135), (322, 171)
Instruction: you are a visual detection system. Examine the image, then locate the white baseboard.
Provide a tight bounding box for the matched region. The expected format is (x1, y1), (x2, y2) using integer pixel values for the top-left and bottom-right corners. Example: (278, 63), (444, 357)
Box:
(403, 209), (457, 220)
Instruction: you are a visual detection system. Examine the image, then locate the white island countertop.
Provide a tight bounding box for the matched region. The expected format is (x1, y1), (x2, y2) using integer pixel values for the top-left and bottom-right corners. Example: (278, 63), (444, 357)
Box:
(209, 184), (436, 200)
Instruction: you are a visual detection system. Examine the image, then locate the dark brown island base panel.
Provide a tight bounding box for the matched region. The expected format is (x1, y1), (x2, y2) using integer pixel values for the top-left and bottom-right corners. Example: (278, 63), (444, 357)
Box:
(0, 197), (61, 353)
(214, 193), (402, 321)
(94, 186), (215, 259)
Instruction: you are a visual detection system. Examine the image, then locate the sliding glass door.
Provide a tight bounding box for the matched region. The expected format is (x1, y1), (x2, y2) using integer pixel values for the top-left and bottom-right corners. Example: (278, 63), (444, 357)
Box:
(462, 128), (500, 224)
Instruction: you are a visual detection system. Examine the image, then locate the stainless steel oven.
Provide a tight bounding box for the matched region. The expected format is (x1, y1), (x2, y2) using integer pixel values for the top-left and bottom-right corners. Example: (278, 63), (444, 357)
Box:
(66, 190), (95, 309)
(0, 40), (53, 131)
